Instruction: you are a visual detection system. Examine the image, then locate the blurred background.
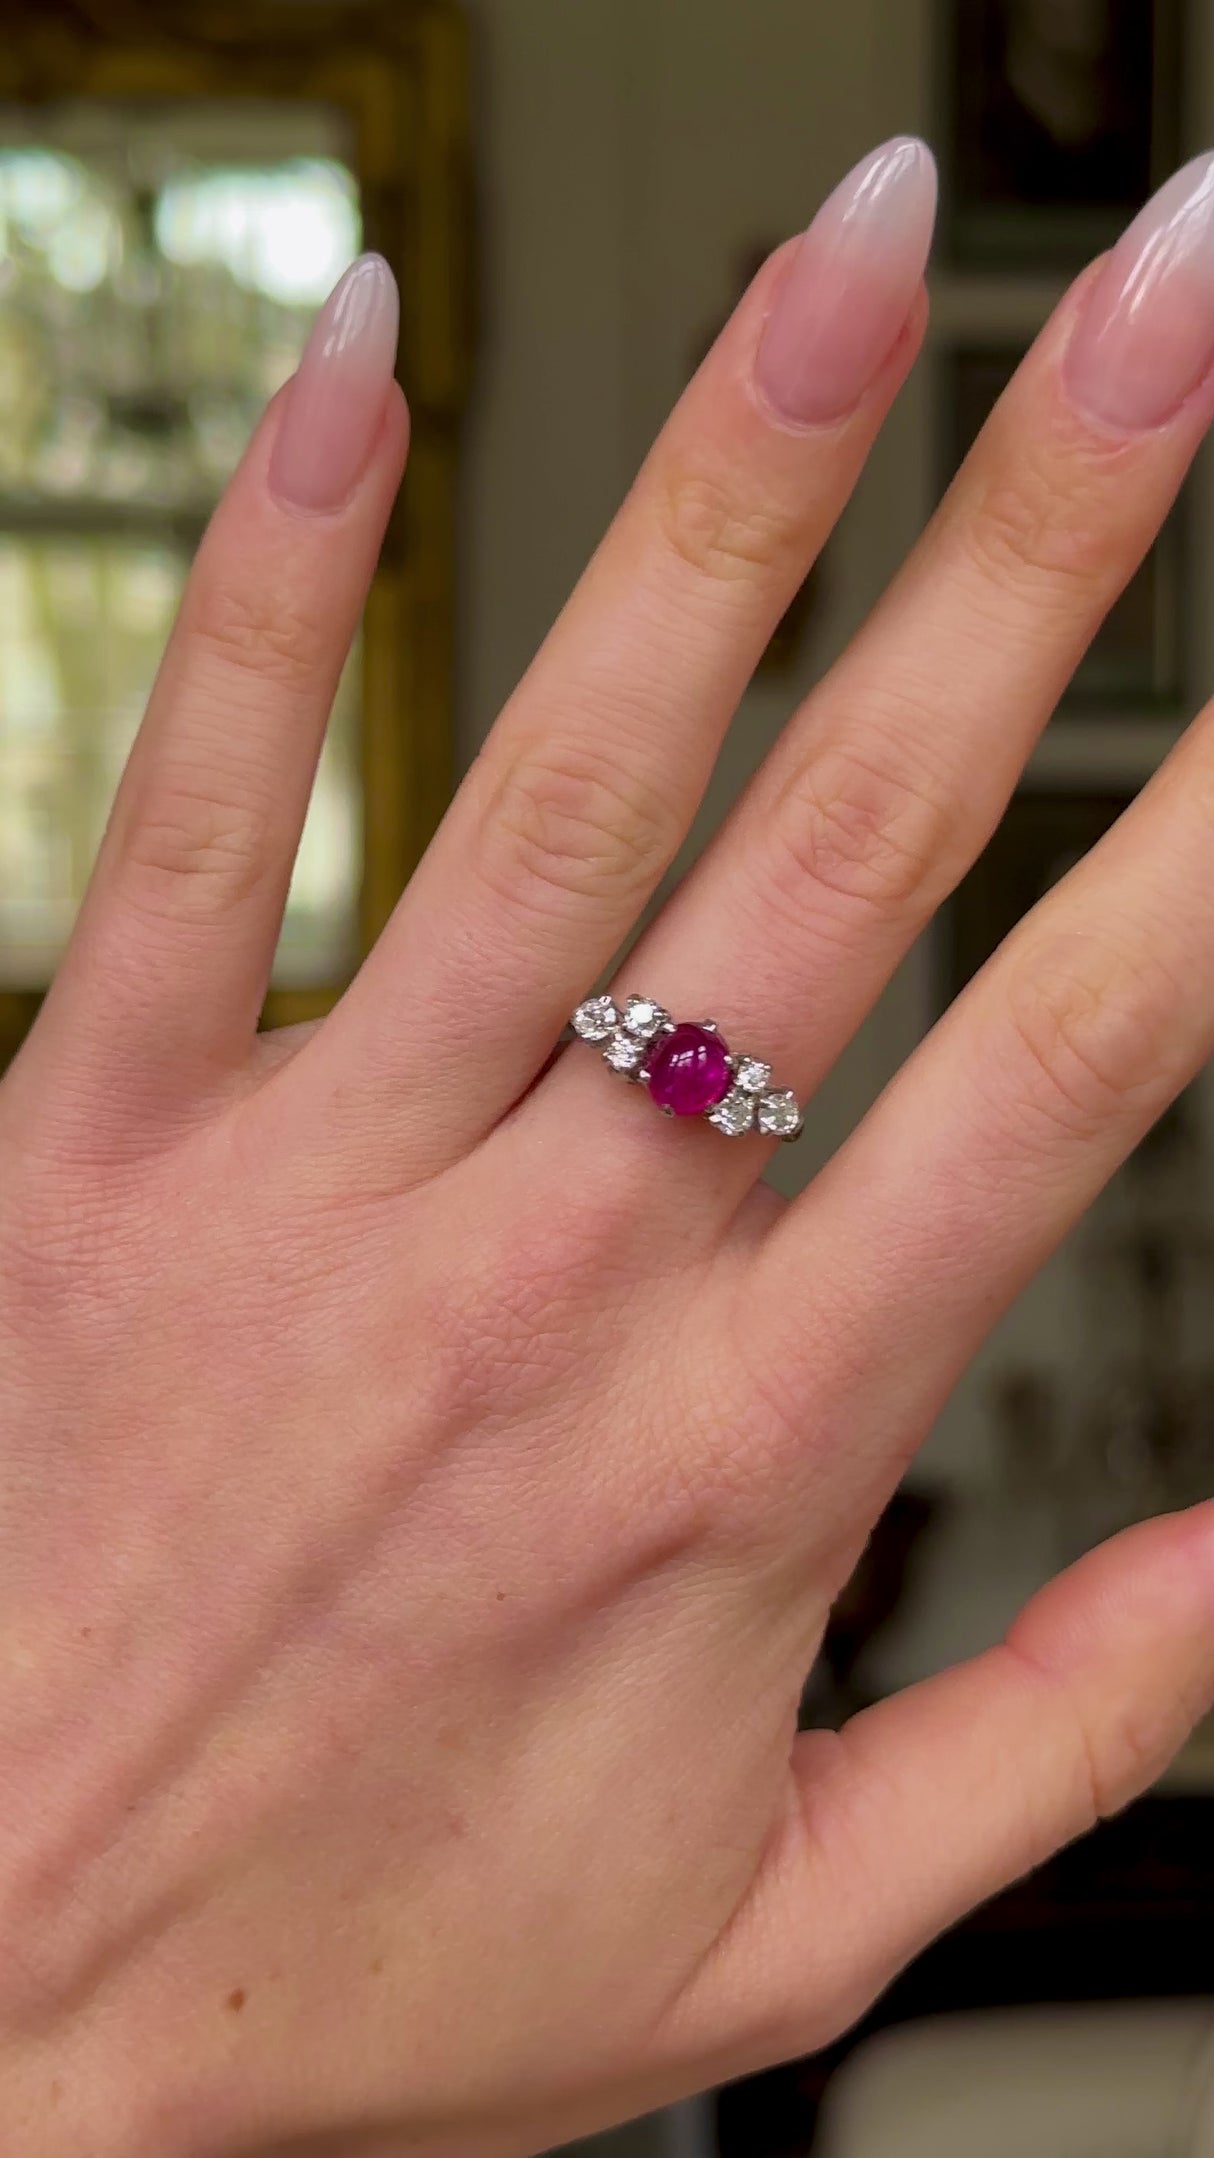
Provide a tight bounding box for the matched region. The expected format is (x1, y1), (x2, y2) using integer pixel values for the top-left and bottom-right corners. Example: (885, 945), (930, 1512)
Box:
(0, 1), (1211, 2153)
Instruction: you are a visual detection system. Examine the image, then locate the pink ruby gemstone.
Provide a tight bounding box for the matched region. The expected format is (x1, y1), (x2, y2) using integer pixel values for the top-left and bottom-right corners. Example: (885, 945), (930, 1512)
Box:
(645, 1024), (732, 1117)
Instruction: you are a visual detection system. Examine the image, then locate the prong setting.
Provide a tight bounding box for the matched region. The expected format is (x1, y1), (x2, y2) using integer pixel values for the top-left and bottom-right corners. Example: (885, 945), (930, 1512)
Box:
(622, 996), (670, 1040)
(572, 994), (620, 1042)
(603, 1030), (648, 1077)
(734, 1056), (773, 1095)
(757, 1088), (802, 1140)
(707, 1086), (756, 1137)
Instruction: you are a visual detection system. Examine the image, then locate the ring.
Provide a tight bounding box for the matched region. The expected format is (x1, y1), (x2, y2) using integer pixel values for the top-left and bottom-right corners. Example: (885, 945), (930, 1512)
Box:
(568, 995), (804, 1141)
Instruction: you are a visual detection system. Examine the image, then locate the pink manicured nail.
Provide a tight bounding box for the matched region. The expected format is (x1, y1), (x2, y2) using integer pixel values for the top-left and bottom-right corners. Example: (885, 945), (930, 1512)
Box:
(755, 137), (937, 426)
(1066, 152), (1214, 431)
(269, 254), (400, 510)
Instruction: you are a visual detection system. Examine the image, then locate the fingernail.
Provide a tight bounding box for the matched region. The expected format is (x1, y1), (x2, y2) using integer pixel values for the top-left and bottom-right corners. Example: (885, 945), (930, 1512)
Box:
(268, 253), (400, 510)
(755, 137), (937, 427)
(1066, 152), (1214, 431)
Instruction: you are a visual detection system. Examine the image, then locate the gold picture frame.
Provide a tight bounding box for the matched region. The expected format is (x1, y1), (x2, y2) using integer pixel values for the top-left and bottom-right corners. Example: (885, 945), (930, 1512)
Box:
(0, 0), (471, 1060)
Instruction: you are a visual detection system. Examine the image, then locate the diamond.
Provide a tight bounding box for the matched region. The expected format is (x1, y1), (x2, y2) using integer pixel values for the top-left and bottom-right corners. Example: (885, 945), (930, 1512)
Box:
(622, 995), (669, 1040)
(604, 1030), (648, 1075)
(734, 1057), (772, 1095)
(758, 1089), (801, 1138)
(707, 1086), (756, 1137)
(572, 995), (620, 1042)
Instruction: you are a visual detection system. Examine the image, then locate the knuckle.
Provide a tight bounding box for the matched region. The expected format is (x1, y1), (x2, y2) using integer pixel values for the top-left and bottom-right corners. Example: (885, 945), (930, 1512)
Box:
(762, 741), (946, 928)
(481, 743), (681, 920)
(1007, 1638), (1202, 1830)
(0, 1166), (136, 1346)
(186, 569), (321, 696)
(122, 772), (270, 920)
(961, 451), (1112, 598)
(1002, 933), (1172, 1141)
(1091, 1694), (1195, 1817)
(654, 445), (804, 589)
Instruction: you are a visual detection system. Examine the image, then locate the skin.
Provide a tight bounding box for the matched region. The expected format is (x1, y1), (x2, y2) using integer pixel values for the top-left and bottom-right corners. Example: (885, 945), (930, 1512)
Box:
(2, 170), (1214, 2158)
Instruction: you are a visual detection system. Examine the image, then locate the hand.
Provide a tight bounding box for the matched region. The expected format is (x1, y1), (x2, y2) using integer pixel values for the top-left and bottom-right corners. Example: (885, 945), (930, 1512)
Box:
(3, 138), (1214, 2158)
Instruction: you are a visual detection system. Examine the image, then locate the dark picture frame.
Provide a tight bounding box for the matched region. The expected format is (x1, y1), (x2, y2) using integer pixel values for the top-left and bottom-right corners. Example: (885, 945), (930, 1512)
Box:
(940, 345), (1188, 710)
(944, 784), (1200, 1239)
(943, 785), (1134, 1003)
(940, 0), (1184, 269)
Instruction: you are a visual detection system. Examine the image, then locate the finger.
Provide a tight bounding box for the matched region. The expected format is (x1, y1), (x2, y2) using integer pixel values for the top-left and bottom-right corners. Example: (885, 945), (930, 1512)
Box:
(742, 667), (1214, 1525)
(289, 139), (937, 1170)
(26, 256), (407, 1140)
(666, 1504), (1214, 2074)
(570, 152), (1214, 1222)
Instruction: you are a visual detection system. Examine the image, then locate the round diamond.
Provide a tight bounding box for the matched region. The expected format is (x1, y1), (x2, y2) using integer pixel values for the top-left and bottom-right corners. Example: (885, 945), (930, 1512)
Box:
(604, 1030), (648, 1075)
(623, 996), (669, 1040)
(758, 1088), (801, 1138)
(734, 1057), (772, 1095)
(708, 1086), (756, 1137)
(573, 995), (619, 1042)
(645, 1023), (732, 1116)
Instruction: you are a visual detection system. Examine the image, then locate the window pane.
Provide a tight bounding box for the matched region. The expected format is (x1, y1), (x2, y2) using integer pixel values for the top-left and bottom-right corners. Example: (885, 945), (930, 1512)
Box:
(0, 102), (364, 992)
(0, 535), (361, 987)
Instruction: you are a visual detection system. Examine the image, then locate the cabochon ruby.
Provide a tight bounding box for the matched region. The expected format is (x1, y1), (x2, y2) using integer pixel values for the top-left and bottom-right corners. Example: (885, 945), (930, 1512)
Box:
(645, 1024), (732, 1117)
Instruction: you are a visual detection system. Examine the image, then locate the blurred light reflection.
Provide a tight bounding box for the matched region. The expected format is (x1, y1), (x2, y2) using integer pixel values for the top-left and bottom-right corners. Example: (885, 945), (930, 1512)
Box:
(0, 112), (364, 991)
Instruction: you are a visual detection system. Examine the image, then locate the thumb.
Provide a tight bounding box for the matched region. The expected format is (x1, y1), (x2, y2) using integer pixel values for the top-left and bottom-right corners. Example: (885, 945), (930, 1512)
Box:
(666, 1502), (1214, 2079)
